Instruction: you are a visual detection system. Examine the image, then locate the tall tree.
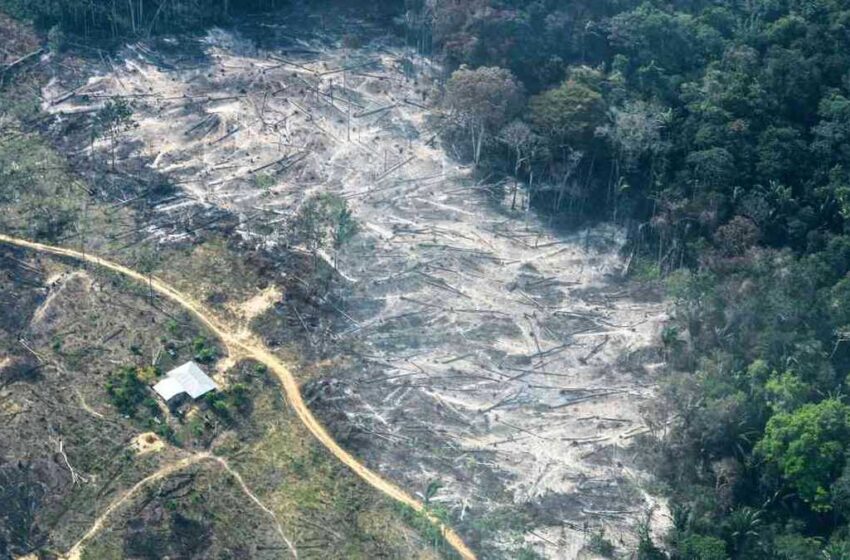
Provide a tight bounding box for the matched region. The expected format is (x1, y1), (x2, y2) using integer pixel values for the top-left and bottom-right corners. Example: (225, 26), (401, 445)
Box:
(756, 399), (850, 512)
(444, 65), (523, 166)
(528, 68), (606, 153)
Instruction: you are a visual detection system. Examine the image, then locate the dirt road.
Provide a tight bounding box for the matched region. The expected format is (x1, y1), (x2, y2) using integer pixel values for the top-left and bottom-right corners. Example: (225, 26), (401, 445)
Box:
(0, 233), (476, 560)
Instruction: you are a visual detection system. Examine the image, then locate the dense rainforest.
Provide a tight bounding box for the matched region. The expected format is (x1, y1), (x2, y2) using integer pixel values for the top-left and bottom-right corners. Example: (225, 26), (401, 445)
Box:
(5, 0), (850, 558)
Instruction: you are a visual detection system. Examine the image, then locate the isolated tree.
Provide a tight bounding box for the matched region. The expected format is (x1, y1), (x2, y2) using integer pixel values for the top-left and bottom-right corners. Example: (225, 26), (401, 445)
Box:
(332, 204), (357, 256)
(94, 98), (136, 169)
(444, 65), (523, 166)
(294, 192), (358, 268)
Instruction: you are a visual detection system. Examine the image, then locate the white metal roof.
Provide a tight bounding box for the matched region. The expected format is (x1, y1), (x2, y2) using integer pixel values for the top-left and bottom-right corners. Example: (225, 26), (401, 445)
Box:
(153, 361), (217, 401)
(153, 376), (184, 401)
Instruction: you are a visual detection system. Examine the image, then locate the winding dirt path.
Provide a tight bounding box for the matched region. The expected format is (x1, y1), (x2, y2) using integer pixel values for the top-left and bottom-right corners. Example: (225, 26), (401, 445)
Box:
(63, 451), (298, 560)
(64, 453), (208, 560)
(208, 454), (298, 557)
(0, 233), (476, 560)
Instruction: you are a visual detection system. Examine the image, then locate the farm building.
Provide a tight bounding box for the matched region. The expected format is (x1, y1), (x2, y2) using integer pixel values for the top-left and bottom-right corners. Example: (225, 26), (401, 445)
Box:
(153, 361), (217, 402)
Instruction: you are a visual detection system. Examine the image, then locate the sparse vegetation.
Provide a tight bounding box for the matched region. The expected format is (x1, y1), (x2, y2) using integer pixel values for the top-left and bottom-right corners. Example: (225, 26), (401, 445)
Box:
(204, 382), (251, 421)
(587, 529), (616, 558)
(393, 503), (462, 560)
(93, 98), (136, 169)
(293, 192), (358, 266)
(253, 173), (275, 191)
(192, 336), (218, 364)
(0, 124), (82, 241)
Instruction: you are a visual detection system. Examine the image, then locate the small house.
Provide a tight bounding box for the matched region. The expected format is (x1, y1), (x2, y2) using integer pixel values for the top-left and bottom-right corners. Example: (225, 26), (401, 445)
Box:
(153, 361), (217, 402)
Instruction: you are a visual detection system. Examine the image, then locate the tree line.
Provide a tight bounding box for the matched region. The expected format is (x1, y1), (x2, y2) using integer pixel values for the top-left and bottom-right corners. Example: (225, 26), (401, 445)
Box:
(0, 0), (277, 37)
(420, 0), (850, 267)
(0, 0), (401, 38)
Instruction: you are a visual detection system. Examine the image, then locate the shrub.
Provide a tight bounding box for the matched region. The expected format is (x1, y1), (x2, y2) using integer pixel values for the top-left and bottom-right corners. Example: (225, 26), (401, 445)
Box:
(587, 529), (616, 557)
(105, 366), (148, 416)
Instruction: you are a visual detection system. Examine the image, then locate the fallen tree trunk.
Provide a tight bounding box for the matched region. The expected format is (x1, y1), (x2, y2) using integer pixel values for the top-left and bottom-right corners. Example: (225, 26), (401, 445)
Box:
(2, 48), (44, 74)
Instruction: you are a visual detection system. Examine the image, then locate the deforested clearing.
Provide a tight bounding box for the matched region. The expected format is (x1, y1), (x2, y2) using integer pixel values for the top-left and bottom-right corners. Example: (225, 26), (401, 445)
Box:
(37, 13), (668, 557)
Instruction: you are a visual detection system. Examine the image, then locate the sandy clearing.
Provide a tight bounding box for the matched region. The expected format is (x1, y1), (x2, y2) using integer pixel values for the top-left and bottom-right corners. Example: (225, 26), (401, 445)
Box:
(230, 285), (282, 322)
(131, 432), (165, 455)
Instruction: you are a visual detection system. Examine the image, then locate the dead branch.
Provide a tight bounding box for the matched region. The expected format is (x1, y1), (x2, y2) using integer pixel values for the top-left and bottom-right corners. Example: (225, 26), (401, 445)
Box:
(480, 390), (520, 413)
(248, 150), (308, 175)
(353, 103), (397, 119)
(579, 336), (609, 364)
(374, 155), (415, 182)
(57, 438), (88, 485)
(2, 48), (44, 74)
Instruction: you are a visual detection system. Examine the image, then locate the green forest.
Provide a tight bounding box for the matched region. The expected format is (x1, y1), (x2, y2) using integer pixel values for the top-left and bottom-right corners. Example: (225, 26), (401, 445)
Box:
(5, 0), (850, 558)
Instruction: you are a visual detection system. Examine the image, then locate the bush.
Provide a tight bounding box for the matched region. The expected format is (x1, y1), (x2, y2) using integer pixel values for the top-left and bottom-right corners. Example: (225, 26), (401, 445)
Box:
(677, 534), (728, 560)
(204, 382), (253, 421)
(253, 173), (275, 190)
(587, 529), (616, 557)
(192, 336), (218, 364)
(105, 366), (148, 416)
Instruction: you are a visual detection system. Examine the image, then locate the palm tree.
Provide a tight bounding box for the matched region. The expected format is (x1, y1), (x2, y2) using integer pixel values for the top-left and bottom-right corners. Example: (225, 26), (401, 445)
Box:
(723, 507), (763, 557)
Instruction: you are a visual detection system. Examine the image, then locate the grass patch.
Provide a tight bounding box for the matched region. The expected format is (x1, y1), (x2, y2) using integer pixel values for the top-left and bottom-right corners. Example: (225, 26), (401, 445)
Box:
(0, 122), (84, 241)
(393, 503), (463, 560)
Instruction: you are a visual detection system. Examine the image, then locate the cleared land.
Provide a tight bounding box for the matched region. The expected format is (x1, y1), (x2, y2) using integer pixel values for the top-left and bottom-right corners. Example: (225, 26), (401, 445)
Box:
(0, 5), (671, 558)
(0, 13), (454, 547)
(33, 10), (669, 557)
(0, 232), (475, 560)
(0, 234), (453, 559)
